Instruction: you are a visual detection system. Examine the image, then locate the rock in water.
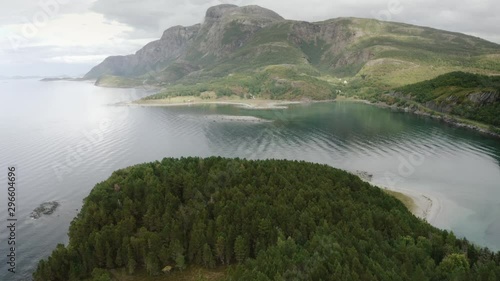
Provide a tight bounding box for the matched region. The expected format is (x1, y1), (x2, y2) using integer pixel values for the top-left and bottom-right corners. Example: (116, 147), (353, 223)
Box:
(30, 201), (60, 219)
(355, 170), (373, 182)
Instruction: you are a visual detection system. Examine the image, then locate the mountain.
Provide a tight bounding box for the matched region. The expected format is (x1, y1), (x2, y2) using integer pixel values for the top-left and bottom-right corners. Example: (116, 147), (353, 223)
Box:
(33, 157), (500, 280)
(84, 4), (500, 88)
(84, 5), (284, 80)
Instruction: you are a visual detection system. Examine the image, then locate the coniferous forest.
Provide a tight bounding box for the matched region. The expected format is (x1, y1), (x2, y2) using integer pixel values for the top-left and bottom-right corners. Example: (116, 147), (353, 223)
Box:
(33, 157), (500, 281)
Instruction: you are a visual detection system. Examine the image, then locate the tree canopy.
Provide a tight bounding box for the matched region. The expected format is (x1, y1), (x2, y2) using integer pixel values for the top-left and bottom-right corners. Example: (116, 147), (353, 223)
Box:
(34, 157), (500, 281)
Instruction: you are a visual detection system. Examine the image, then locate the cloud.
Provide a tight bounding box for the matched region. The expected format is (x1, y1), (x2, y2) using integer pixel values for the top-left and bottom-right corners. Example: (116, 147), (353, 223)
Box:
(0, 0), (96, 25)
(2, 12), (137, 49)
(90, 0), (223, 37)
(87, 0), (500, 43)
(41, 55), (110, 64)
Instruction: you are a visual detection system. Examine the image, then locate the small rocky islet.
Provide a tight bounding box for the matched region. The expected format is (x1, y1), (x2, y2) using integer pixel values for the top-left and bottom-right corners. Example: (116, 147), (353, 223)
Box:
(30, 201), (60, 219)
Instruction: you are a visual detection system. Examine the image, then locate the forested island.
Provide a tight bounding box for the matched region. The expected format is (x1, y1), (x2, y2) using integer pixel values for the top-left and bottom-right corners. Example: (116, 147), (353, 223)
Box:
(34, 157), (500, 281)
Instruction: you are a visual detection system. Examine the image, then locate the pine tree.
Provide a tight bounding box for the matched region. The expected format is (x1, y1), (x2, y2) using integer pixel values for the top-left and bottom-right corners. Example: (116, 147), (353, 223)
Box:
(234, 236), (248, 263)
(105, 242), (114, 269)
(127, 245), (136, 275)
(202, 243), (215, 268)
(411, 265), (428, 281)
(215, 235), (226, 264)
(145, 252), (160, 275)
(175, 254), (186, 271)
(94, 234), (105, 267)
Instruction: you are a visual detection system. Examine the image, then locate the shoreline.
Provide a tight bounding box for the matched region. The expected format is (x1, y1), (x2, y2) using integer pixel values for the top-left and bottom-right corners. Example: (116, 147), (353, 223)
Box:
(352, 170), (440, 223)
(380, 184), (441, 224)
(131, 96), (500, 138)
(203, 115), (272, 123)
(130, 98), (307, 109)
(336, 96), (500, 139)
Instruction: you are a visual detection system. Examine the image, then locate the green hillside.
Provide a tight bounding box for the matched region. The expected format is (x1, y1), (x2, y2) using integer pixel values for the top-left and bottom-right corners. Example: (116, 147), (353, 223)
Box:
(84, 5), (500, 104)
(363, 72), (500, 130)
(146, 65), (336, 101)
(396, 72), (500, 102)
(34, 157), (500, 281)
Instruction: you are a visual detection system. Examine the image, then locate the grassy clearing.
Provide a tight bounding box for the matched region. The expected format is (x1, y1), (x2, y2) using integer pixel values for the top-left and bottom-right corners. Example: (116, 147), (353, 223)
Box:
(95, 76), (144, 88)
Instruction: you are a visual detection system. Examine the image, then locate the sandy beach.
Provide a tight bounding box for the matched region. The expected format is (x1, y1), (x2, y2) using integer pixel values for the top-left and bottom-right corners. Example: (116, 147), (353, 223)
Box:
(131, 97), (305, 109)
(381, 185), (441, 224)
(202, 115), (272, 123)
(353, 172), (441, 223)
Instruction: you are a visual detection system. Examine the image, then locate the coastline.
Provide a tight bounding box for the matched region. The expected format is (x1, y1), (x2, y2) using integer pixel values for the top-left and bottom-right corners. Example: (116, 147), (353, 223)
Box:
(336, 96), (500, 139)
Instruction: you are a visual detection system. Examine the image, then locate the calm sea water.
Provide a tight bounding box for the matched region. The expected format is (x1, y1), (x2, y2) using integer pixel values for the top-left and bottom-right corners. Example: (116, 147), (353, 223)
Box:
(1, 79), (499, 280)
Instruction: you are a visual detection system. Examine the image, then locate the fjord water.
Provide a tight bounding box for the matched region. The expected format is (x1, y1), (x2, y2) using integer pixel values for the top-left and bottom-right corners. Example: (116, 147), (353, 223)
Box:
(1, 79), (500, 279)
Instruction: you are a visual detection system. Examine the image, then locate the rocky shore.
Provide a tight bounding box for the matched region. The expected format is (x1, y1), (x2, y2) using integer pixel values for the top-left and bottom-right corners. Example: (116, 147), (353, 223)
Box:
(345, 98), (500, 139)
(397, 104), (500, 138)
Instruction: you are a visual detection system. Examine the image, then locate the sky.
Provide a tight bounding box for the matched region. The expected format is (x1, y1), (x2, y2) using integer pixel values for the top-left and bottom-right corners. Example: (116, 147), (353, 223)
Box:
(0, 0), (499, 77)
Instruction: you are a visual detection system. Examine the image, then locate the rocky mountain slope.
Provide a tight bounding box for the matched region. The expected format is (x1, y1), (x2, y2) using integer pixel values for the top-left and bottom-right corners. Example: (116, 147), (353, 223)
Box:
(85, 24), (201, 79)
(84, 4), (500, 88)
(84, 4), (284, 80)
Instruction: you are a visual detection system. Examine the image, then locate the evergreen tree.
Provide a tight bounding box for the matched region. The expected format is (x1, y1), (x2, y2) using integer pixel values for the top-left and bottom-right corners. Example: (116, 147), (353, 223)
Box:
(202, 243), (216, 268)
(126, 245), (136, 275)
(234, 236), (248, 263)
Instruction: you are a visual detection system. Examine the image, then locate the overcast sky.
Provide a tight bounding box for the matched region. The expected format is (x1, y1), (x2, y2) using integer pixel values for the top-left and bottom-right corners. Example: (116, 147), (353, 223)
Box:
(0, 0), (499, 77)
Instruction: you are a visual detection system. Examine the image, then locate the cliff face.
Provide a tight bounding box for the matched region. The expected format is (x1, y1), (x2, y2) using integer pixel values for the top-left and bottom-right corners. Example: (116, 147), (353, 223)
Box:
(467, 91), (499, 105)
(196, 5), (284, 56)
(84, 25), (201, 79)
(84, 5), (283, 80)
(288, 20), (368, 69)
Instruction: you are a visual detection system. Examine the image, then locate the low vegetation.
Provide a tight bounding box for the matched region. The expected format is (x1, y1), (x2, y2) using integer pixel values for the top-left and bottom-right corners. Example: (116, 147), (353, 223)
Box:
(144, 65), (336, 101)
